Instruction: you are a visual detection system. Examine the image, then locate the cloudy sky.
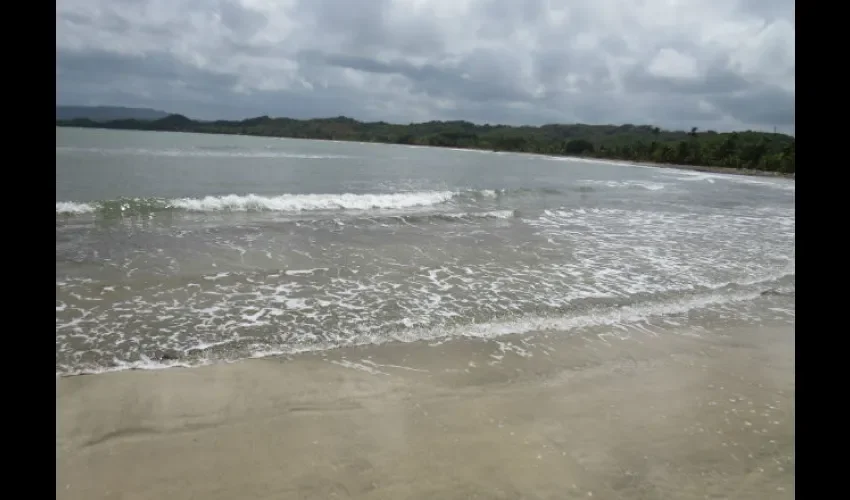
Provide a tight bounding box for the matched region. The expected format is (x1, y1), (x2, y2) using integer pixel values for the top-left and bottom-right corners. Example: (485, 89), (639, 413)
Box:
(56, 0), (795, 133)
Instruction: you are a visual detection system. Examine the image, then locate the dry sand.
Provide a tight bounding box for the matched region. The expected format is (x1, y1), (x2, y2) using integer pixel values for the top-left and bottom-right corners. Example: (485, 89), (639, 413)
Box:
(57, 325), (794, 500)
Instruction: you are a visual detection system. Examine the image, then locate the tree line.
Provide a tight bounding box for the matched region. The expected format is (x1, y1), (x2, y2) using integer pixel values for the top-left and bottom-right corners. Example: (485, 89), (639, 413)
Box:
(57, 114), (795, 174)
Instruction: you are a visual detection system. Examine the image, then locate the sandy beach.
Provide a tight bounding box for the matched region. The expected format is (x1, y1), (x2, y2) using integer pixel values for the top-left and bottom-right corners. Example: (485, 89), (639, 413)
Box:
(552, 155), (795, 180)
(57, 325), (794, 500)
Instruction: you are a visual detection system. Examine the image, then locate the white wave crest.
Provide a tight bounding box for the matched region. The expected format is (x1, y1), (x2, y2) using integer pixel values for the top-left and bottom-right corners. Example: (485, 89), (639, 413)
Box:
(55, 201), (95, 214)
(171, 191), (457, 212)
(451, 209), (517, 219)
(581, 180), (667, 191)
(56, 191), (459, 214)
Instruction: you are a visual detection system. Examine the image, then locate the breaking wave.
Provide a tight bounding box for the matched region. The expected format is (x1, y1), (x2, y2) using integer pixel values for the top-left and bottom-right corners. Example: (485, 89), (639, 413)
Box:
(55, 188), (564, 216)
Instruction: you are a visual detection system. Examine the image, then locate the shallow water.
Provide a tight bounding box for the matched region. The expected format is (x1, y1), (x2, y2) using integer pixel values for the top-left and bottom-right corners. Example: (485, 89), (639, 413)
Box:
(56, 127), (795, 375)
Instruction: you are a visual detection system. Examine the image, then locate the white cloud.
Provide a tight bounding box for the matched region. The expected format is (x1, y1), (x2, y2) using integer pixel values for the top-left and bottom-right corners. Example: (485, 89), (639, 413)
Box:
(56, 0), (796, 133)
(648, 49), (700, 80)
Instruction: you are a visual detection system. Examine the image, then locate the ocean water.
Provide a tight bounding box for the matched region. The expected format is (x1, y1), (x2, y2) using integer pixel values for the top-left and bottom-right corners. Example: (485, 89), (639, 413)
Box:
(56, 127), (795, 376)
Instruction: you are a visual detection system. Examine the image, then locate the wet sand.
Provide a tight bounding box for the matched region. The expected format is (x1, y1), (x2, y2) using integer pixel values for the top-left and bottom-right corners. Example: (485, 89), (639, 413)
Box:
(57, 325), (794, 500)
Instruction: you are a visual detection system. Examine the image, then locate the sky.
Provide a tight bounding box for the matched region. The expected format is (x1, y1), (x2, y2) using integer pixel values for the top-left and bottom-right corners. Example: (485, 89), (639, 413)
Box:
(56, 0), (795, 134)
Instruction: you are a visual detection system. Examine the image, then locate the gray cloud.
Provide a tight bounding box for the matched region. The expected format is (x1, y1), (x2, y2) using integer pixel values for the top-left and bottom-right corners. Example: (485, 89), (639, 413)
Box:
(56, 0), (795, 133)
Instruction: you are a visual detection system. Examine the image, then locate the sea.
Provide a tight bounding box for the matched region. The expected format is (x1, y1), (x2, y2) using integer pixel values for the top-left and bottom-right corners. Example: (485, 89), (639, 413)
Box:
(56, 127), (795, 376)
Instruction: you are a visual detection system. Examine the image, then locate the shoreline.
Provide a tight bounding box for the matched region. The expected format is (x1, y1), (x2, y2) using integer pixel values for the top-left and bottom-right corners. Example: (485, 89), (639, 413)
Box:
(58, 324), (795, 499)
(57, 125), (795, 181)
(596, 157), (795, 180)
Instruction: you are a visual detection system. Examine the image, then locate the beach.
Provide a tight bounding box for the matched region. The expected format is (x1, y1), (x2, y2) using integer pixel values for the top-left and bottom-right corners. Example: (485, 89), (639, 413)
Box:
(57, 129), (795, 499)
(57, 324), (794, 500)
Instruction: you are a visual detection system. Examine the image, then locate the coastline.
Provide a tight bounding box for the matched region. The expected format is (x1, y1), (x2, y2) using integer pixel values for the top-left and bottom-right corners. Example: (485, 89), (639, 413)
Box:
(57, 324), (795, 499)
(56, 125), (795, 181)
(597, 158), (796, 180)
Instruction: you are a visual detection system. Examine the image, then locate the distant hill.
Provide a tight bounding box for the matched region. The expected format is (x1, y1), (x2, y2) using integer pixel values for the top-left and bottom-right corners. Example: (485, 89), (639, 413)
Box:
(56, 106), (171, 122)
(56, 114), (795, 174)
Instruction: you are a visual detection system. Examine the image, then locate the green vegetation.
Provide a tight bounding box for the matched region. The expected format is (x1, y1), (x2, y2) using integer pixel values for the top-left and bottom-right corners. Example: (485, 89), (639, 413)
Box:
(57, 114), (795, 174)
